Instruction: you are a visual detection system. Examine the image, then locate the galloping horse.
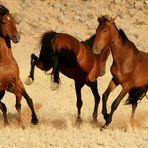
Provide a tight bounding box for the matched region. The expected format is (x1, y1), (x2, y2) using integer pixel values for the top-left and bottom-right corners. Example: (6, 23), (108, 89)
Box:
(0, 5), (38, 125)
(25, 27), (110, 121)
(92, 16), (148, 127)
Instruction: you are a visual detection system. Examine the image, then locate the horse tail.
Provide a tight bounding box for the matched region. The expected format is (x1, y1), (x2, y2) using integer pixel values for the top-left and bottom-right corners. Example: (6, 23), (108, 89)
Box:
(39, 31), (57, 70)
(125, 86), (148, 105)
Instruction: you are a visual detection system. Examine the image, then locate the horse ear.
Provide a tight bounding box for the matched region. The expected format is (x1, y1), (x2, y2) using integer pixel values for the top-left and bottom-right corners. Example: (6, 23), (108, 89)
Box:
(107, 16), (117, 26)
(111, 16), (117, 22)
(97, 15), (109, 23)
(0, 5), (9, 15)
(97, 16), (103, 23)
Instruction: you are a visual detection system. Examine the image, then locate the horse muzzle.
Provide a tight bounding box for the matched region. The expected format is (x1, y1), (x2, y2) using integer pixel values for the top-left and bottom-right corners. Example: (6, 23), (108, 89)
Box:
(12, 33), (20, 43)
(99, 69), (105, 77)
(92, 46), (102, 54)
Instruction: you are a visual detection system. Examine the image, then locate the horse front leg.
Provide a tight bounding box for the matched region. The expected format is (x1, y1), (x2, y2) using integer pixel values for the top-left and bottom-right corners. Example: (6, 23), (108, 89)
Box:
(0, 91), (9, 126)
(104, 86), (130, 127)
(87, 81), (100, 121)
(75, 81), (84, 120)
(22, 90), (38, 125)
(102, 78), (118, 121)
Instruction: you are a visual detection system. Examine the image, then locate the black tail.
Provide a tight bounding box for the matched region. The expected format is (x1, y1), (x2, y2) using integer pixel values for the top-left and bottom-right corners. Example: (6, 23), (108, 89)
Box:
(39, 31), (57, 69)
(125, 86), (148, 105)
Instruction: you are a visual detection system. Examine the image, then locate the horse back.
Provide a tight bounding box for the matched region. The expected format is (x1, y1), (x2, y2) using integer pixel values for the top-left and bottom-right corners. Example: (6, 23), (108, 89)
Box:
(53, 33), (80, 53)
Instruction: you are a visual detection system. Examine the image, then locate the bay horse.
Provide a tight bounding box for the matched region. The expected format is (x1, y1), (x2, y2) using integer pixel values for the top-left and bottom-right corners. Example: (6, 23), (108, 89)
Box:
(25, 29), (110, 121)
(0, 5), (38, 125)
(92, 16), (148, 127)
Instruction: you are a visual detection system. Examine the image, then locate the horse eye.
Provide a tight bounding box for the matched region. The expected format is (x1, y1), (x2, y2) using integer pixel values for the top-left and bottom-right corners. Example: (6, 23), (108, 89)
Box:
(103, 30), (107, 32)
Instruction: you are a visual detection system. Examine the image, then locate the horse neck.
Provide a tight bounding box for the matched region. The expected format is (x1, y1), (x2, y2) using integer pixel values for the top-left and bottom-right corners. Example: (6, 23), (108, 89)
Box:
(97, 47), (109, 71)
(109, 24), (126, 64)
(0, 37), (13, 61)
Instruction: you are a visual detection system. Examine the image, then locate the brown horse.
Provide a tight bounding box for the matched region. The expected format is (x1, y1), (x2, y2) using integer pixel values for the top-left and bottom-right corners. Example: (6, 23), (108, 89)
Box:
(92, 16), (148, 127)
(0, 5), (38, 125)
(25, 29), (110, 121)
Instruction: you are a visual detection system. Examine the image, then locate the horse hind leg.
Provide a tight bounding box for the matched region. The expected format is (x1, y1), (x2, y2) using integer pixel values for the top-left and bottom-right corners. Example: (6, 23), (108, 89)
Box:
(22, 90), (38, 125)
(25, 54), (47, 85)
(102, 78), (118, 121)
(50, 53), (60, 91)
(0, 91), (9, 126)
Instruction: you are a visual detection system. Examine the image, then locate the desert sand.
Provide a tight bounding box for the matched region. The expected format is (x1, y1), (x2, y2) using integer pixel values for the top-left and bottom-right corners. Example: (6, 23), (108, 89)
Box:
(0, 0), (148, 148)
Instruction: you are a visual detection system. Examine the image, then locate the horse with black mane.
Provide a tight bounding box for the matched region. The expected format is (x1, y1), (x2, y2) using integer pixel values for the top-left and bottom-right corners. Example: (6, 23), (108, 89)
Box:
(0, 5), (38, 125)
(25, 25), (110, 121)
(92, 16), (148, 127)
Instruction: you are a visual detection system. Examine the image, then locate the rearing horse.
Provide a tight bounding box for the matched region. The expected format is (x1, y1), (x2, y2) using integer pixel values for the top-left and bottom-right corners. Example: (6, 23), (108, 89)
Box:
(0, 5), (38, 125)
(25, 28), (110, 121)
(93, 16), (148, 127)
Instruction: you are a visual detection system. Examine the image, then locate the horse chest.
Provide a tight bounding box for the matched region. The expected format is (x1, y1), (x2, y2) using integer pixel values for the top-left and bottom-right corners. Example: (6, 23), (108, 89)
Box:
(111, 65), (125, 83)
(0, 62), (18, 77)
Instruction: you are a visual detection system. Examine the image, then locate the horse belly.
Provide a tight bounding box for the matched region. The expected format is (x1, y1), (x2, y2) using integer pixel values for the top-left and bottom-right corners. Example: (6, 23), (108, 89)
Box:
(133, 69), (148, 87)
(59, 49), (78, 67)
(60, 66), (87, 80)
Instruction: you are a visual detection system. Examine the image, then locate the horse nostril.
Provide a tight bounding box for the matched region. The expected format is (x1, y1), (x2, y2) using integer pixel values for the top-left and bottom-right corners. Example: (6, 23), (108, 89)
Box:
(99, 69), (105, 76)
(12, 34), (20, 43)
(93, 47), (101, 54)
(13, 36), (17, 42)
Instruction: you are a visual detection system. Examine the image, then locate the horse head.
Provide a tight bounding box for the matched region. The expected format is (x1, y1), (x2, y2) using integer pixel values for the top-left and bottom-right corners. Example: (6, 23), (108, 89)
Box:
(92, 16), (116, 54)
(0, 5), (20, 43)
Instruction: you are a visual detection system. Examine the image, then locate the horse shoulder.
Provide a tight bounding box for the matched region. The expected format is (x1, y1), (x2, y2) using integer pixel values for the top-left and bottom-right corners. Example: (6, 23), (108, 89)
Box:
(77, 44), (93, 73)
(87, 57), (100, 82)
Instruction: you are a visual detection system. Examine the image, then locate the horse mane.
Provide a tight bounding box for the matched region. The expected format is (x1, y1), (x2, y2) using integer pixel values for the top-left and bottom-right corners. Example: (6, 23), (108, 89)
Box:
(0, 5), (9, 15)
(82, 34), (96, 49)
(118, 29), (129, 45)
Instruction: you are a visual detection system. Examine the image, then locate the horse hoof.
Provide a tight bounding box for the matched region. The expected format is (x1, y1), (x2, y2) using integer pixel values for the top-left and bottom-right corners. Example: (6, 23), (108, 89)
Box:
(44, 70), (51, 75)
(31, 118), (38, 125)
(25, 77), (33, 85)
(4, 121), (9, 127)
(93, 112), (98, 121)
(104, 113), (110, 121)
(50, 82), (59, 91)
(101, 124), (108, 130)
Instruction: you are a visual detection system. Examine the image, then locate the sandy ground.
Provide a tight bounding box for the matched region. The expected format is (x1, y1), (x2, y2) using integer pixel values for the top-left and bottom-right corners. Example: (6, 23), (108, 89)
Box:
(0, 0), (148, 148)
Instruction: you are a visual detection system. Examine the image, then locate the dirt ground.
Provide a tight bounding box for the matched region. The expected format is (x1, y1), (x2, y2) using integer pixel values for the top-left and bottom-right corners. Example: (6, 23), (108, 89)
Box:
(0, 0), (148, 148)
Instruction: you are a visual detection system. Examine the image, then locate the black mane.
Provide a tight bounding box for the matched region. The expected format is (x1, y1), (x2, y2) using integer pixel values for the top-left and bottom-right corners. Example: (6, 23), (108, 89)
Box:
(81, 34), (96, 49)
(118, 29), (129, 45)
(0, 5), (9, 15)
